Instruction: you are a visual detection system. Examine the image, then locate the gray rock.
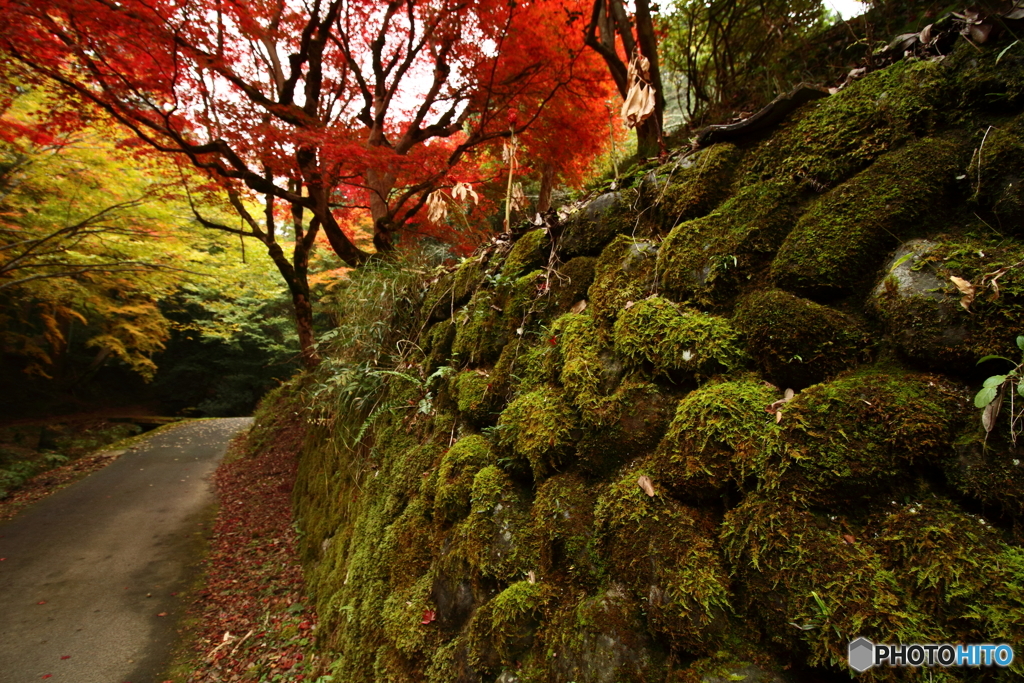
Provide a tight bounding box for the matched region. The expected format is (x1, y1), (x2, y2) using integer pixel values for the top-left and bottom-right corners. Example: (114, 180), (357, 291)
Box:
(560, 192), (628, 257)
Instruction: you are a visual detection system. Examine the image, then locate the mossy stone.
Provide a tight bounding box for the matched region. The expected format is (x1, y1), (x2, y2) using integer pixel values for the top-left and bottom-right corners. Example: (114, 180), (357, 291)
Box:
(550, 255), (596, 312)
(945, 429), (1024, 522)
(436, 435), (495, 522)
(654, 142), (743, 227)
(588, 235), (658, 324)
(770, 135), (967, 298)
(870, 237), (1024, 369)
(734, 288), (871, 388)
(596, 464), (732, 653)
(769, 366), (968, 506)
(559, 191), (633, 257)
(529, 473), (602, 584)
(496, 386), (580, 481)
(452, 370), (499, 425)
(745, 58), (945, 189)
(501, 228), (549, 279)
(613, 297), (746, 377)
(657, 180), (799, 306)
(655, 376), (778, 501)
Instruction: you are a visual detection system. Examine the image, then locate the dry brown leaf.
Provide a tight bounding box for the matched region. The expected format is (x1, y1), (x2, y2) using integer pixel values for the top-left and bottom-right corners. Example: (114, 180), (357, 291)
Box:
(622, 82), (656, 129)
(527, 570), (536, 584)
(775, 411), (783, 424)
(982, 391), (1003, 433)
(624, 300), (635, 309)
(784, 388), (795, 401)
(637, 475), (655, 497)
(919, 23), (933, 44)
(983, 266), (1011, 299)
(950, 275), (976, 311)
(452, 181), (479, 205)
(426, 190), (447, 224)
(843, 534), (856, 544)
(570, 299), (588, 314)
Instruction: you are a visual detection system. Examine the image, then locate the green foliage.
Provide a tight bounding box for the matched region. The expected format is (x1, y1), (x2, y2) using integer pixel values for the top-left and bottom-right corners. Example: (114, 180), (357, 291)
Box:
(974, 336), (1024, 445)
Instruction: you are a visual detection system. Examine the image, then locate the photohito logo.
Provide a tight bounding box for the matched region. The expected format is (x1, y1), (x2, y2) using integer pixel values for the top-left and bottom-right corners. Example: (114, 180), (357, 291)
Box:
(848, 638), (1015, 671)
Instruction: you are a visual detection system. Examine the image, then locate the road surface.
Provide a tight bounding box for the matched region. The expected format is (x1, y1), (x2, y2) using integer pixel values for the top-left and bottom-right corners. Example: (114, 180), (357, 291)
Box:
(0, 418), (253, 683)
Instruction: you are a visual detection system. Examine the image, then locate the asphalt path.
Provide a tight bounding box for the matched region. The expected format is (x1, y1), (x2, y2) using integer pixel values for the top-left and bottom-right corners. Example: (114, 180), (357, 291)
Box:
(0, 417), (253, 683)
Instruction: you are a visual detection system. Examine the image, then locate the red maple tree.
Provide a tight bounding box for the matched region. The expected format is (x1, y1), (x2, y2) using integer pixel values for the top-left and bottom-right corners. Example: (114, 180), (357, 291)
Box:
(0, 0), (613, 363)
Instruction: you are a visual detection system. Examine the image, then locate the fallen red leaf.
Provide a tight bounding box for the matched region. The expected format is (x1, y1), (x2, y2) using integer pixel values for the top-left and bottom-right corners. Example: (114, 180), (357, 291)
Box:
(157, 612), (168, 617)
(60, 655), (70, 660)
(42, 676), (51, 679)
(421, 609), (436, 625)
(37, 601), (46, 605)
(842, 534), (856, 544)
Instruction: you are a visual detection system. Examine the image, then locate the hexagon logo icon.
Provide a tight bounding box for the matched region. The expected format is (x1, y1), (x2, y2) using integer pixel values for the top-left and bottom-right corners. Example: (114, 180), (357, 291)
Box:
(848, 637), (875, 672)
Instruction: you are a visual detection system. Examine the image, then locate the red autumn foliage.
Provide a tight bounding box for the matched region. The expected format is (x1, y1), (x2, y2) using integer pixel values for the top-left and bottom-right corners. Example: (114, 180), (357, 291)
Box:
(0, 0), (614, 264)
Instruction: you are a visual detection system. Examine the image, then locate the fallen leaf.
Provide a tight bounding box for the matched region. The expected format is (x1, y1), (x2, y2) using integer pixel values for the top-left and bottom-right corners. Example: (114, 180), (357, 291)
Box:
(949, 276), (976, 311)
(784, 388), (795, 400)
(637, 475), (655, 497)
(527, 570), (536, 584)
(37, 601), (46, 605)
(421, 609), (436, 625)
(60, 656), (70, 660)
(843, 534), (856, 544)
(982, 392), (1003, 433)
(919, 23), (933, 44)
(624, 300), (635, 309)
(157, 612), (168, 617)
(775, 411), (783, 424)
(570, 299), (588, 314)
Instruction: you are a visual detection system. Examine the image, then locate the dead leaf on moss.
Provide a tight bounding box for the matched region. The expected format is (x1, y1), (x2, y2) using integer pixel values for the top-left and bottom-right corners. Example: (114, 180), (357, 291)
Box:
(637, 475), (655, 497)
(570, 299), (588, 314)
(950, 276), (976, 311)
(982, 391), (1003, 433)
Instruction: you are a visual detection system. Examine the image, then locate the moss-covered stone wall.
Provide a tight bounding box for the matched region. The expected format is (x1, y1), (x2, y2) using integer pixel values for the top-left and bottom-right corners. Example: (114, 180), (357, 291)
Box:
(294, 37), (1024, 683)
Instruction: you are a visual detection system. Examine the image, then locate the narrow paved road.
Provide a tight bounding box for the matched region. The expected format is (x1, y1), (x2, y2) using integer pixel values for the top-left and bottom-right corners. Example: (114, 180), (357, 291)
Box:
(0, 418), (252, 683)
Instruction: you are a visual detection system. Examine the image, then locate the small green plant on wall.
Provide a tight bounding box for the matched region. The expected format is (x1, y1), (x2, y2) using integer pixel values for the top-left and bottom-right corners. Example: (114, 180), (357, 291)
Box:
(975, 336), (1024, 444)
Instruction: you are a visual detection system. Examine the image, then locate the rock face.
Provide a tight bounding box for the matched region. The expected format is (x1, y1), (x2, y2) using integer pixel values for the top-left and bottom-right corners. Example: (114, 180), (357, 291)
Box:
(293, 39), (1024, 683)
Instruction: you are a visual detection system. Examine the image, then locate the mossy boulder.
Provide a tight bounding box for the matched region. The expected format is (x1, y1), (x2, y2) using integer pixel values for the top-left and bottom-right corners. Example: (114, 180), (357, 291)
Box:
(452, 369), (500, 425)
(596, 465), (732, 654)
(560, 191), (633, 257)
(745, 58), (945, 189)
(436, 435), (496, 522)
(613, 297), (746, 377)
(529, 473), (601, 585)
(869, 237), (1024, 369)
(657, 180), (799, 305)
(945, 429), (1024, 523)
(655, 377), (778, 502)
(653, 142), (743, 227)
(550, 255), (596, 312)
(501, 228), (549, 279)
(734, 288), (872, 388)
(496, 386), (580, 481)
(452, 289), (505, 365)
(771, 135), (967, 298)
(587, 235), (658, 323)
(767, 366), (968, 506)
(968, 112), (1024, 233)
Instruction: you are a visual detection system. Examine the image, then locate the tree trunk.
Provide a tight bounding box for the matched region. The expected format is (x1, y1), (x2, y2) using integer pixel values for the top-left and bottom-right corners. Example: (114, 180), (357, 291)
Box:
(537, 164), (555, 214)
(636, 115), (662, 159)
(367, 167), (397, 254)
(291, 289), (319, 368)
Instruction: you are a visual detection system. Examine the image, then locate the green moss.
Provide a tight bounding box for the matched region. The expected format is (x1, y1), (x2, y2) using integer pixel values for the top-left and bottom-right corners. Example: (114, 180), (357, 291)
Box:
(768, 366), (968, 506)
(452, 255), (486, 302)
(721, 495), (936, 670)
(734, 288), (872, 387)
(496, 386), (580, 481)
(587, 235), (658, 324)
(596, 464), (732, 653)
(501, 228), (549, 279)
(548, 312), (609, 411)
(655, 376), (778, 501)
(745, 59), (945, 188)
(452, 370), (497, 425)
(451, 289), (503, 365)
(871, 237), (1024, 368)
(550, 255), (596, 312)
(612, 297), (746, 377)
(656, 142), (743, 226)
(770, 135), (967, 297)
(968, 113), (1024, 231)
(421, 270), (457, 321)
(381, 571), (434, 656)
(529, 473), (602, 584)
(468, 580), (551, 671)
(657, 180), (799, 304)
(435, 434), (495, 522)
(423, 320), (457, 375)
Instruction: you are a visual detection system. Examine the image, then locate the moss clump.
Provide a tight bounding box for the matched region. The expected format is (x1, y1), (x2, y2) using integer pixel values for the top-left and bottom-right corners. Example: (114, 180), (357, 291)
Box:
(657, 180), (798, 305)
(469, 580), (552, 671)
(381, 571), (435, 656)
(745, 58), (945, 189)
(501, 228), (549, 279)
(530, 473), (602, 585)
(613, 297), (746, 377)
(452, 255), (486, 303)
(496, 386), (579, 481)
(452, 370), (497, 425)
(423, 320), (457, 375)
(870, 237), (1024, 368)
(771, 135), (967, 297)
(655, 142), (743, 226)
(721, 495), (934, 670)
(734, 289), (871, 388)
(587, 235), (658, 324)
(655, 376), (778, 501)
(769, 366), (967, 506)
(435, 435), (495, 522)
(550, 255), (596, 312)
(548, 312), (614, 411)
(451, 289), (503, 365)
(596, 464), (732, 653)
(968, 112), (1024, 232)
